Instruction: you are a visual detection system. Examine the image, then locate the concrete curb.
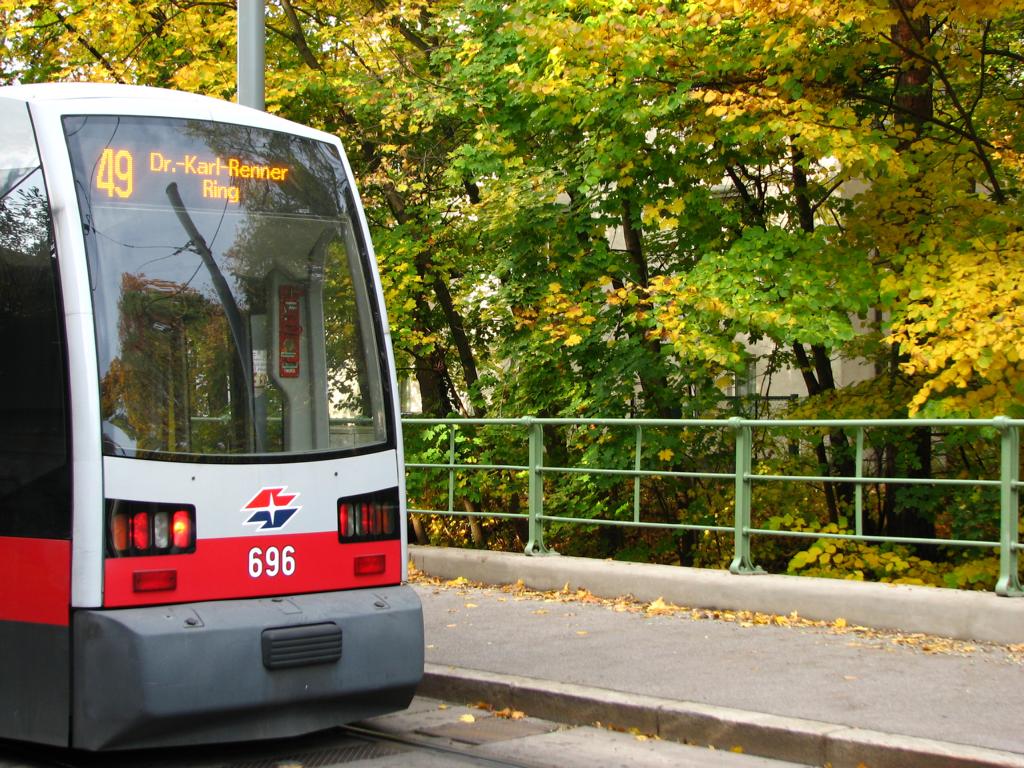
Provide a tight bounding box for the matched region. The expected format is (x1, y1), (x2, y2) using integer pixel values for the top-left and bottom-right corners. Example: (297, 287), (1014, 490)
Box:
(410, 546), (1024, 645)
(420, 664), (1024, 768)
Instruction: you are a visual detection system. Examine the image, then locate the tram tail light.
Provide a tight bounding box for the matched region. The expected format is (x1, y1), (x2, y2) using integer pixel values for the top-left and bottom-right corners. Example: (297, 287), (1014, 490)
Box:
(132, 569), (178, 592)
(354, 554), (387, 576)
(106, 500), (196, 557)
(132, 511), (151, 551)
(338, 502), (355, 537)
(337, 488), (399, 542)
(172, 509), (192, 549)
(111, 513), (129, 554)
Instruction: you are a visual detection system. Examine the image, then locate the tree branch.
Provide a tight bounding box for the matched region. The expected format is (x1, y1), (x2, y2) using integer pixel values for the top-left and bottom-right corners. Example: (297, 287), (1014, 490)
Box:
(370, 0), (435, 54)
(54, 8), (124, 82)
(887, 0), (1005, 202)
(725, 166), (767, 230)
(982, 47), (1024, 65)
(278, 0), (323, 71)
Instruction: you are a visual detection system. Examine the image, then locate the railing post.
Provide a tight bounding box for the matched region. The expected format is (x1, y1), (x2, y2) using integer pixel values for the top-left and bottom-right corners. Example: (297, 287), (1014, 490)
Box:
(447, 424), (457, 514)
(729, 418), (759, 574)
(524, 418), (554, 555)
(995, 417), (1022, 596)
(633, 424), (643, 524)
(855, 427), (864, 536)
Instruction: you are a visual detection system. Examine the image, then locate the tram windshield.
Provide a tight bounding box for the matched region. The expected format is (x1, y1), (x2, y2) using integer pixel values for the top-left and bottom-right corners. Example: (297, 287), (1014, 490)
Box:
(64, 115), (389, 459)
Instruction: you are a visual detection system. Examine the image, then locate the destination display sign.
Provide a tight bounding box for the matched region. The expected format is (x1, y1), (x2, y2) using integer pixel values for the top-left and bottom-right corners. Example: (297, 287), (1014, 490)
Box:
(63, 114), (343, 216)
(93, 147), (291, 205)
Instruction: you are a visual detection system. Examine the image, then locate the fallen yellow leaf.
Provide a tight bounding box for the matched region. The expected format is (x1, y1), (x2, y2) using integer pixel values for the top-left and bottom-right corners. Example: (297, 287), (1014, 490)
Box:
(494, 707), (526, 720)
(647, 597), (672, 614)
(459, 714), (476, 723)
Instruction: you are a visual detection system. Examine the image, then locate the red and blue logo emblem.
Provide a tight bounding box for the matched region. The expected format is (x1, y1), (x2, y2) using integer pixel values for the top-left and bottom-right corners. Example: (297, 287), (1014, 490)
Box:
(242, 487), (301, 531)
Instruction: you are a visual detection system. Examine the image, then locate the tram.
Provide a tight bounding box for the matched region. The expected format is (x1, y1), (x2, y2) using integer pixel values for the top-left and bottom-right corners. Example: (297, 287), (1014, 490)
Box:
(0, 83), (423, 750)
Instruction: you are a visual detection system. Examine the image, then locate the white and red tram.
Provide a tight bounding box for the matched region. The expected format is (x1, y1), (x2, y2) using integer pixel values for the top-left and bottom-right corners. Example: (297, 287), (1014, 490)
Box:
(0, 83), (423, 750)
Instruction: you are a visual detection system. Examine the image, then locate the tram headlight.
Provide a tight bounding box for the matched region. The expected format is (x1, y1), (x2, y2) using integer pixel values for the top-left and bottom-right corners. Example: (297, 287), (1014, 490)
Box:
(153, 511), (170, 549)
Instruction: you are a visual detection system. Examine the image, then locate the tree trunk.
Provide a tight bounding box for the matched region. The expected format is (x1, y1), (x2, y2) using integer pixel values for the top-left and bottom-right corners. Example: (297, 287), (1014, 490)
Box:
(879, 0), (936, 546)
(409, 514), (429, 545)
(620, 197), (680, 418)
(789, 145), (856, 521)
(413, 350), (459, 416)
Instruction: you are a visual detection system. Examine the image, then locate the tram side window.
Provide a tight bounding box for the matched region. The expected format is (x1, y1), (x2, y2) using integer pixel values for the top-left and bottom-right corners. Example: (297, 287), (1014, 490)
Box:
(0, 99), (70, 539)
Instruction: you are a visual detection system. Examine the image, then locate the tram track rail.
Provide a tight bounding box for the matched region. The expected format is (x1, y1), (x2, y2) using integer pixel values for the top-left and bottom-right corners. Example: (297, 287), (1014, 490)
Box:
(0, 722), (549, 768)
(338, 722), (548, 768)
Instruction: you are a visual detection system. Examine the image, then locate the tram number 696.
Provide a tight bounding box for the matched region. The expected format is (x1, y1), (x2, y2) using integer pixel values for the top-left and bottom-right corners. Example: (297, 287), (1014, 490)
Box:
(248, 546), (296, 578)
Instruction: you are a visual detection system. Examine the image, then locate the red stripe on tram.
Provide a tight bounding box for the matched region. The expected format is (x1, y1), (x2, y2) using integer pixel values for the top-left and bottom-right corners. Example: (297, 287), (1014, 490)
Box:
(0, 537), (71, 626)
(103, 533), (402, 607)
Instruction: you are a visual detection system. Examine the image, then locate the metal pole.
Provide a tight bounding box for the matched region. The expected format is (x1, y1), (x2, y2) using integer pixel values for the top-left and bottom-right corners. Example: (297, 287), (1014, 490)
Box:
(995, 417), (1022, 596)
(237, 0), (265, 110)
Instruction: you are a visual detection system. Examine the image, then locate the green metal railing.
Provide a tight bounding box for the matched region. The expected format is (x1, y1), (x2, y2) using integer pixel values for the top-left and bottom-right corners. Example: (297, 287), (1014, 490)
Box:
(402, 417), (1023, 597)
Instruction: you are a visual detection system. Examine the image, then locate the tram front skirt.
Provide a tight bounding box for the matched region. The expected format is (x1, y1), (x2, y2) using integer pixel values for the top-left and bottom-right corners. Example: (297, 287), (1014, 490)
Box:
(71, 585), (424, 750)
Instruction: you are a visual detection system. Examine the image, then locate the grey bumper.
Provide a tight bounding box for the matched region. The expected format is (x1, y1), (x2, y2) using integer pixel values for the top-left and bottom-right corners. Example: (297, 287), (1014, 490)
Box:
(72, 585), (423, 750)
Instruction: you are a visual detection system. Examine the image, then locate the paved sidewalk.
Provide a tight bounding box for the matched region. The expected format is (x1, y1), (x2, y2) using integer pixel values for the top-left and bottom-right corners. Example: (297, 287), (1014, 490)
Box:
(410, 546), (1024, 768)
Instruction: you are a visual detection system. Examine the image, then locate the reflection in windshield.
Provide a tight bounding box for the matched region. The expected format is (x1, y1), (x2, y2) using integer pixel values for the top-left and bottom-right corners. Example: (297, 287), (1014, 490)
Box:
(165, 180), (260, 451)
(64, 115), (388, 459)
